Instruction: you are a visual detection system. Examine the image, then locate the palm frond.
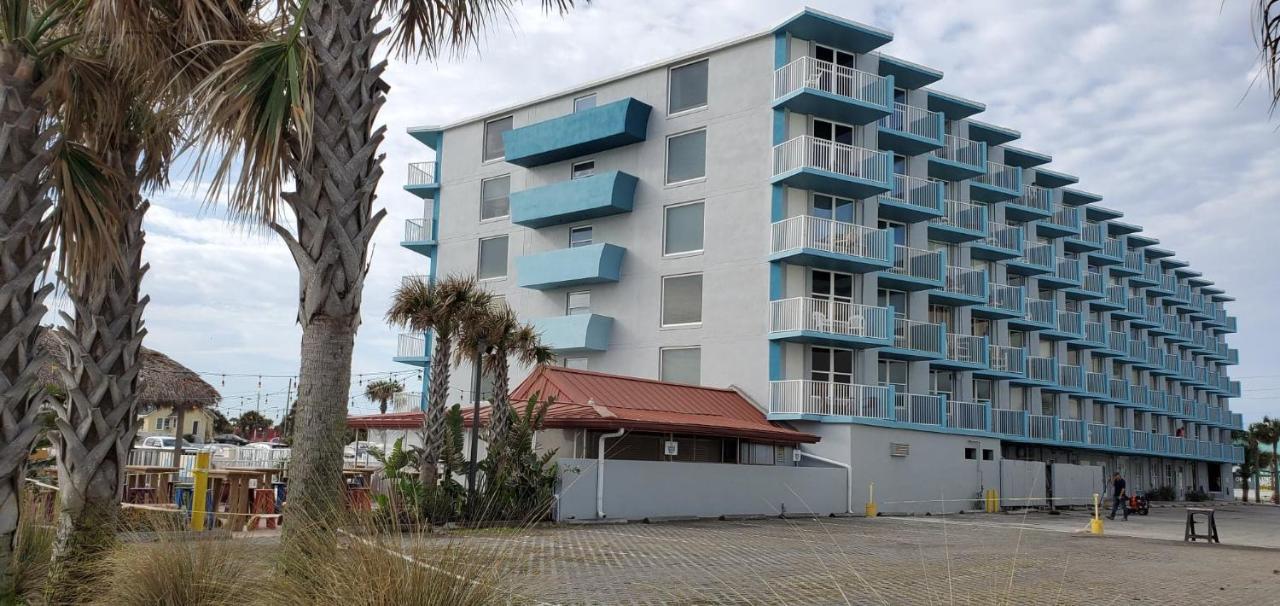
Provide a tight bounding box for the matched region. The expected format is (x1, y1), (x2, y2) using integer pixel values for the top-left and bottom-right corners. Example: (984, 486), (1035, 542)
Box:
(187, 24), (314, 225)
(47, 140), (128, 282)
(1259, 0), (1280, 112)
(2, 0), (79, 59)
(377, 0), (576, 60)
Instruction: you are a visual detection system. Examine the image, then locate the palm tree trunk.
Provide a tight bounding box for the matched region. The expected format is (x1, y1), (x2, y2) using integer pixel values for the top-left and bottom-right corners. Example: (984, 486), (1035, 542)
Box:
(0, 43), (57, 597)
(420, 333), (452, 486)
(276, 0), (387, 551)
(488, 355), (512, 442)
(1272, 445), (1278, 504)
(45, 200), (148, 604)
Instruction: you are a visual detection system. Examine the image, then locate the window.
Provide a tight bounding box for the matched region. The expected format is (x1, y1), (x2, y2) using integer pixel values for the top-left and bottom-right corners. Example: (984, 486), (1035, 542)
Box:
(812, 194), (855, 223)
(877, 219), (907, 246)
(660, 347), (701, 384)
(974, 378), (994, 403)
(666, 129), (706, 184)
(982, 449), (994, 461)
(477, 236), (508, 280)
(663, 201), (704, 255)
(573, 93), (597, 113)
(661, 274), (703, 326)
(668, 59), (708, 114)
(569, 225), (593, 248)
(482, 116), (513, 162)
(929, 370), (954, 398)
(810, 347), (853, 384)
(480, 175), (510, 220)
(813, 118), (855, 145)
(566, 291), (590, 316)
(571, 160), (595, 180)
(813, 270), (854, 302)
(877, 288), (907, 318)
(877, 359), (908, 390)
(563, 357), (589, 370)
(964, 447), (977, 460)
(156, 416), (175, 431)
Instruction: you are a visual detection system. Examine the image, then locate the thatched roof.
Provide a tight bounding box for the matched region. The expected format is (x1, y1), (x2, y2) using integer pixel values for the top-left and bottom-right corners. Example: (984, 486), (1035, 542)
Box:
(36, 328), (220, 410)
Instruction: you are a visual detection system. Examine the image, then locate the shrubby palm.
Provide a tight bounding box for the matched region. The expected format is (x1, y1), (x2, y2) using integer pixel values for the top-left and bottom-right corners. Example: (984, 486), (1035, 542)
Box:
(364, 378), (404, 415)
(455, 302), (553, 444)
(1250, 417), (1280, 503)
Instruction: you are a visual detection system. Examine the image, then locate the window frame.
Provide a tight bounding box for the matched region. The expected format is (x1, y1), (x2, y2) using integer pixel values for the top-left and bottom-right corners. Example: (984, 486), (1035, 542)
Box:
(563, 357), (589, 370)
(571, 159), (596, 180)
(569, 225), (594, 249)
(573, 93), (597, 113)
(662, 200), (705, 257)
(659, 346), (702, 385)
(664, 128), (708, 187)
(479, 174), (511, 222)
(666, 58), (709, 116)
(476, 235), (509, 281)
(566, 290), (591, 316)
(482, 115), (514, 163)
(660, 272), (704, 328)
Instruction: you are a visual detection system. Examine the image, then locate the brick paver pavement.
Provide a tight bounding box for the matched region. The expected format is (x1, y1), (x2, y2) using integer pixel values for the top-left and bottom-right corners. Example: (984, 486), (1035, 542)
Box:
(412, 514), (1280, 605)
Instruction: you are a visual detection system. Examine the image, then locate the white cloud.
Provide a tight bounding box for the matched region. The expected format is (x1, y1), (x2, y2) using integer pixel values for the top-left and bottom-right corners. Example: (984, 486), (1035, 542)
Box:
(140, 0), (1279, 422)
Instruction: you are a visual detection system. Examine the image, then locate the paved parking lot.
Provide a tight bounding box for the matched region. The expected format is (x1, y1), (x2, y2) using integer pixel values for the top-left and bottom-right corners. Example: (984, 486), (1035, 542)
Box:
(421, 505), (1280, 605)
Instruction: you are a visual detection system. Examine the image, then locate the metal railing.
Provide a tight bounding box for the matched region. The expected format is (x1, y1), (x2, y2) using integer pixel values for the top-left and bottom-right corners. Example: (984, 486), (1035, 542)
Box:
(947, 333), (986, 365)
(768, 380), (894, 418)
(1022, 242), (1053, 268)
(1056, 310), (1082, 335)
(879, 102), (942, 140)
(1079, 222), (1104, 244)
(1027, 356), (1056, 382)
(774, 56), (890, 107)
(1110, 427), (1131, 449)
(892, 317), (945, 354)
(975, 161), (1020, 191)
(880, 174), (943, 212)
(989, 344), (1025, 374)
(404, 217), (432, 242)
(982, 222), (1023, 251)
(894, 392), (945, 425)
(1123, 250), (1144, 273)
(1088, 423), (1109, 445)
(949, 400), (990, 431)
(397, 334), (426, 358)
(1103, 237), (1124, 259)
(1081, 271), (1104, 294)
(407, 161), (436, 186)
(1109, 378), (1127, 401)
(1049, 206), (1081, 230)
(1060, 419), (1085, 443)
(1107, 330), (1126, 353)
(1059, 364), (1084, 390)
(1025, 297), (1055, 325)
(1105, 284), (1126, 307)
(931, 199), (986, 232)
(887, 245), (944, 282)
(1132, 431), (1150, 451)
(769, 297), (893, 340)
(1085, 371), (1108, 396)
(392, 391), (424, 412)
(1054, 257), (1082, 282)
(1028, 414), (1056, 440)
(944, 265), (986, 298)
(773, 136), (891, 184)
(985, 283), (1024, 314)
(1013, 184), (1053, 213)
(934, 134), (985, 167)
(771, 215), (892, 262)
(1084, 321), (1106, 345)
(993, 409), (1026, 436)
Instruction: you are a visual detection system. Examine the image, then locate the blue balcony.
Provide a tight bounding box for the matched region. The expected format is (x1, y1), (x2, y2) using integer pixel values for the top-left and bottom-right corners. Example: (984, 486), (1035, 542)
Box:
(502, 98), (651, 168)
(774, 56), (893, 125)
(972, 223), (1024, 261)
(876, 103), (944, 155)
(877, 245), (945, 291)
(404, 161), (439, 199)
(1039, 205), (1082, 239)
(1042, 364), (1084, 394)
(969, 161), (1022, 202)
(769, 215), (893, 273)
(1008, 298), (1056, 331)
(530, 314), (614, 353)
(1039, 257), (1083, 290)
(1006, 185), (1054, 221)
(880, 318), (946, 361)
(1011, 355), (1058, 387)
(1041, 310), (1084, 341)
(929, 266), (987, 306)
(400, 218), (435, 256)
(772, 136), (893, 199)
(933, 333), (989, 371)
(973, 283), (1025, 320)
(875, 174), (944, 222)
(393, 334), (429, 367)
(1006, 242), (1054, 276)
(510, 171), (637, 228)
(928, 200), (987, 243)
(976, 344), (1026, 379)
(768, 298), (893, 349)
(515, 243), (625, 290)
(928, 135), (987, 181)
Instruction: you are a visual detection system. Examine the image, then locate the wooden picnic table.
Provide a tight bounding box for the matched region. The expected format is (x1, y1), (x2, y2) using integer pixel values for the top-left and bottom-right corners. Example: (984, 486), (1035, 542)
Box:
(343, 467), (377, 488)
(125, 465), (179, 503)
(206, 468), (276, 531)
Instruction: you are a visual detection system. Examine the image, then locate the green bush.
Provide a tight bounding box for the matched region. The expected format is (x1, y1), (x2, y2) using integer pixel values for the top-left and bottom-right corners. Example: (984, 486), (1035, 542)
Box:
(1185, 488), (1210, 502)
(1147, 485), (1178, 501)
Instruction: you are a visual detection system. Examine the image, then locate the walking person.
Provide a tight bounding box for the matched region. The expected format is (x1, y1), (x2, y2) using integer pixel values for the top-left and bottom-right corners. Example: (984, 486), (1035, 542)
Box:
(1107, 471), (1128, 521)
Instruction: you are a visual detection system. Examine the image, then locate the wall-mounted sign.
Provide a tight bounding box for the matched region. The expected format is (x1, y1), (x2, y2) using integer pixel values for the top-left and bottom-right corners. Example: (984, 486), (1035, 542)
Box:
(664, 440), (678, 456)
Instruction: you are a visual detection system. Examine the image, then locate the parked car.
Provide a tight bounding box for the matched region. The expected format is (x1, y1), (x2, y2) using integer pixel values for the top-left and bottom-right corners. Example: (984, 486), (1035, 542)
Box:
(135, 436), (197, 454)
(212, 433), (249, 446)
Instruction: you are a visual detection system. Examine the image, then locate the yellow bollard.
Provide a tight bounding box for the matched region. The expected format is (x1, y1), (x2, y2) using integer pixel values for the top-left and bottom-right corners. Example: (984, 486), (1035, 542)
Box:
(191, 451), (210, 531)
(1089, 492), (1104, 535)
(864, 483), (877, 517)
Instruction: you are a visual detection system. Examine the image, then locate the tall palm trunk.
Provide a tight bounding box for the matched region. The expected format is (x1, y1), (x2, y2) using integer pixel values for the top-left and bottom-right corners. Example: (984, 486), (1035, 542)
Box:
(0, 43), (56, 596)
(276, 0), (386, 547)
(1272, 443), (1279, 504)
(45, 198), (147, 603)
(420, 332), (452, 486)
(487, 352), (512, 441)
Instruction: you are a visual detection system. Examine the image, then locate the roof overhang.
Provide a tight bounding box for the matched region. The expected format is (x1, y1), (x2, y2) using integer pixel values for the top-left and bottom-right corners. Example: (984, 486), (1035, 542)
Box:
(775, 9), (892, 54)
(926, 90), (985, 120)
(968, 120), (1020, 146)
(876, 53), (943, 89)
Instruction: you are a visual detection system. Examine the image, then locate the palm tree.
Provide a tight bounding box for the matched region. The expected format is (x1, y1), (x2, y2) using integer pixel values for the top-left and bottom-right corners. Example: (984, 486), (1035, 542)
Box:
(386, 274), (490, 487)
(365, 378), (404, 415)
(1252, 417), (1280, 503)
(184, 0), (576, 547)
(1234, 431), (1260, 502)
(455, 302), (553, 443)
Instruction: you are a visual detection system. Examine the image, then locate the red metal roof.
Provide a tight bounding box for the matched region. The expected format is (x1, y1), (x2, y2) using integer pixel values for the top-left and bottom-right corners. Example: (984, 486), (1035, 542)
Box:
(347, 366), (818, 444)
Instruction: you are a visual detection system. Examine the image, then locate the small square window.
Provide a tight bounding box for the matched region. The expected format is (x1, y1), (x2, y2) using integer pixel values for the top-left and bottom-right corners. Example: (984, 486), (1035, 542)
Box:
(569, 225), (593, 248)
(566, 291), (590, 316)
(571, 160), (595, 180)
(982, 449), (994, 461)
(663, 201), (704, 256)
(477, 236), (508, 280)
(483, 116), (513, 162)
(563, 357), (589, 370)
(660, 347), (701, 385)
(480, 175), (510, 220)
(661, 273), (703, 327)
(573, 94), (597, 113)
(668, 59), (708, 114)
(964, 447), (977, 460)
(666, 129), (706, 185)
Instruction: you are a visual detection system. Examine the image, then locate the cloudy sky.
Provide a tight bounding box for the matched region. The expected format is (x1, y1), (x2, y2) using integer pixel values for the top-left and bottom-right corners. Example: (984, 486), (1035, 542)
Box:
(134, 0), (1279, 423)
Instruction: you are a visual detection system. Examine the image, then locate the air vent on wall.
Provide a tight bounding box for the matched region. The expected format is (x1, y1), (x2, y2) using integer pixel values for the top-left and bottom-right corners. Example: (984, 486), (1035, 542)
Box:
(890, 443), (910, 457)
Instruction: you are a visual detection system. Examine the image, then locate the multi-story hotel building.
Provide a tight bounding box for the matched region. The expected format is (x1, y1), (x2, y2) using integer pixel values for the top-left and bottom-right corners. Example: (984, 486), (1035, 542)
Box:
(393, 8), (1244, 508)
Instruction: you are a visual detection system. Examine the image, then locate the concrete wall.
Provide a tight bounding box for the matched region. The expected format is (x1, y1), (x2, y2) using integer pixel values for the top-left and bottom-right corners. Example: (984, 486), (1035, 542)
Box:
(1049, 462), (1102, 507)
(1000, 459), (1047, 507)
(555, 457), (847, 521)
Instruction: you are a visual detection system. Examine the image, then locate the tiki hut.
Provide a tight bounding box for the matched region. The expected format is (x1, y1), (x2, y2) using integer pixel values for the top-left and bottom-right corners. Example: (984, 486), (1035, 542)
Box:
(37, 328), (221, 462)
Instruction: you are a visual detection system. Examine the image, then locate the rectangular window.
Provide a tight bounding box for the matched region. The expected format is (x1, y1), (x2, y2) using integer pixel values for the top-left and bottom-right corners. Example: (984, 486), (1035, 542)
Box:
(661, 273), (703, 326)
(480, 175), (510, 220)
(569, 225), (593, 248)
(573, 93), (597, 113)
(563, 357), (589, 370)
(483, 116), (513, 162)
(477, 236), (508, 280)
(877, 359), (908, 389)
(668, 59), (708, 114)
(571, 160), (595, 180)
(974, 378), (993, 403)
(566, 290), (590, 316)
(663, 201), (704, 255)
(666, 129), (706, 184)
(809, 347), (853, 384)
(660, 347), (701, 384)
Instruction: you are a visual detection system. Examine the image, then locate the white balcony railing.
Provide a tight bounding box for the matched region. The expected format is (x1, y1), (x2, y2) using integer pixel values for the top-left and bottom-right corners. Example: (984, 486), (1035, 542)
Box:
(879, 173), (942, 211)
(993, 409), (1026, 436)
(407, 161), (436, 186)
(769, 380), (893, 418)
(1057, 310), (1082, 335)
(989, 344), (1025, 374)
(1027, 356), (1056, 382)
(773, 135), (890, 184)
(1055, 257), (1081, 282)
(887, 245), (944, 282)
(986, 283), (1024, 313)
(404, 217), (432, 242)
(1103, 237), (1124, 259)
(982, 222), (1023, 251)
(774, 56), (890, 108)
(934, 134), (984, 167)
(944, 266), (986, 298)
(879, 102), (941, 140)
(949, 400), (990, 431)
(932, 199), (986, 232)
(1014, 184), (1053, 213)
(1082, 271), (1104, 294)
(769, 297), (891, 340)
(1029, 414), (1056, 440)
(1060, 419), (1085, 443)
(1022, 242), (1053, 268)
(770, 215), (891, 262)
(894, 392), (945, 425)
(1025, 297), (1055, 325)
(947, 333), (985, 365)
(392, 391), (424, 412)
(1049, 206), (1081, 230)
(975, 161), (1019, 191)
(893, 318), (944, 354)
(397, 334), (426, 358)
